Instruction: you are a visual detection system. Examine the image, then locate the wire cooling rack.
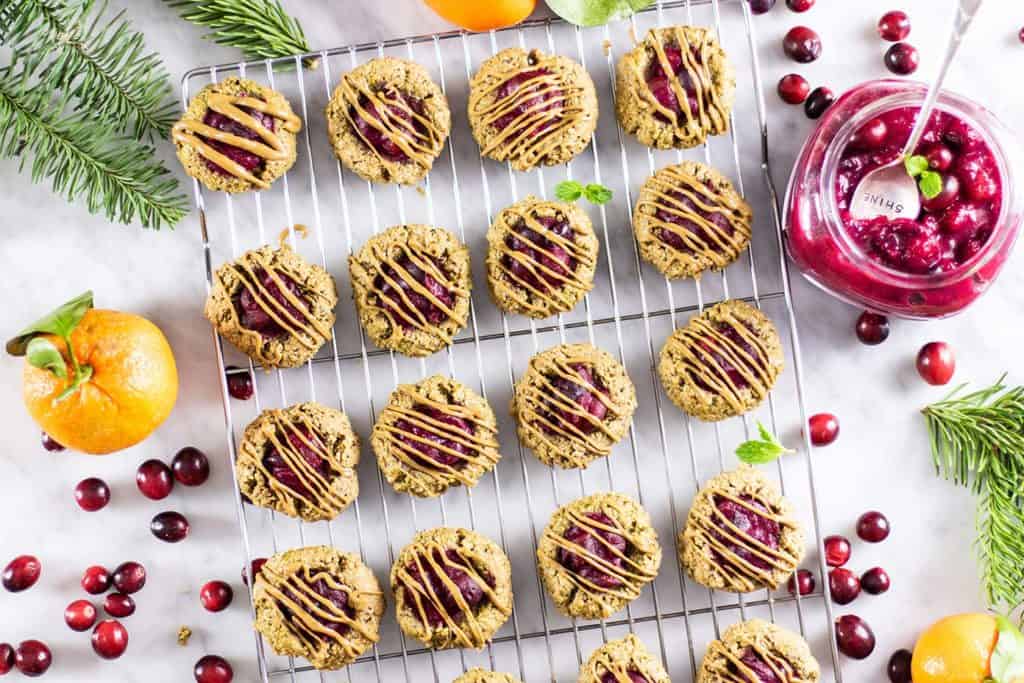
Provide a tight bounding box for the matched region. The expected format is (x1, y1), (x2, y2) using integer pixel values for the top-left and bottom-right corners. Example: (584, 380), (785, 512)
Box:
(182, 0), (843, 680)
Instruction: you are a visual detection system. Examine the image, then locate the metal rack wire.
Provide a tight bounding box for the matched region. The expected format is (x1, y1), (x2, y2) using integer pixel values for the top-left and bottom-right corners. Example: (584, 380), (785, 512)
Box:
(183, 1), (842, 680)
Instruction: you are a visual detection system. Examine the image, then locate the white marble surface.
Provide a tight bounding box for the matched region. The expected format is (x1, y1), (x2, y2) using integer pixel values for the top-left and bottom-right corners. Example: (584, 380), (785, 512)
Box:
(0, 0), (1021, 681)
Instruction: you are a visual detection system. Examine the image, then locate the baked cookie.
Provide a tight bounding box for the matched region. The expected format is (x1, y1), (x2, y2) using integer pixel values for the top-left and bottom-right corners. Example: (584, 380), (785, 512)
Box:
(658, 300), (784, 422)
(486, 196), (599, 319)
(634, 162), (753, 280)
(537, 492), (661, 620)
(204, 244), (337, 369)
(372, 375), (501, 498)
(680, 465), (805, 593)
(253, 546), (384, 671)
(326, 56), (451, 185)
(453, 669), (522, 683)
(236, 402), (360, 523)
(578, 634), (671, 683)
(173, 76), (300, 193)
(512, 343), (637, 469)
(697, 619), (821, 683)
(391, 527), (513, 650)
(349, 224), (471, 357)
(615, 26), (735, 150)
(468, 47), (598, 172)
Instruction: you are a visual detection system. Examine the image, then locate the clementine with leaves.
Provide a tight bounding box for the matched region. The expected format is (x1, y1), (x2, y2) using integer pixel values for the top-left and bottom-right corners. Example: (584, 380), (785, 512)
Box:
(912, 614), (1024, 683)
(423, 0), (536, 31)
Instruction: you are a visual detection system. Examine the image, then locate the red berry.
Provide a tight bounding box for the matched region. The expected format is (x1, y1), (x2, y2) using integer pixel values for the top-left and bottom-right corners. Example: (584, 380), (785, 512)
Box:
(856, 510), (891, 542)
(194, 655), (234, 683)
(14, 640), (51, 677)
(926, 144), (954, 172)
(888, 648), (913, 682)
(862, 567), (891, 595)
(1020, 27), (1024, 44)
(41, 432), (65, 452)
(173, 447), (211, 486)
(786, 0), (813, 11)
(855, 312), (890, 345)
(82, 565), (111, 594)
(151, 511), (190, 543)
(104, 593), (136, 618)
(225, 366), (254, 401)
(787, 569), (816, 596)
(823, 535), (851, 567)
(835, 615), (875, 659)
(112, 561), (146, 594)
(808, 413), (839, 446)
(783, 26), (822, 63)
(91, 620), (129, 660)
(777, 74), (810, 104)
(242, 558), (267, 587)
(829, 567), (861, 604)
(74, 478), (111, 512)
(200, 581), (233, 612)
(136, 459), (174, 500)
(885, 42), (919, 75)
(916, 342), (955, 385)
(0, 643), (12, 674)
(804, 86), (834, 119)
(65, 599), (98, 632)
(878, 11), (911, 41)
(2, 555), (41, 592)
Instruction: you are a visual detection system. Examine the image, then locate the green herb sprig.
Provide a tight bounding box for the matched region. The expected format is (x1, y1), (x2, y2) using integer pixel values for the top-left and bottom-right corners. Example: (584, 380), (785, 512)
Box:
(735, 422), (794, 465)
(905, 155), (943, 200)
(555, 180), (614, 206)
(163, 0), (311, 62)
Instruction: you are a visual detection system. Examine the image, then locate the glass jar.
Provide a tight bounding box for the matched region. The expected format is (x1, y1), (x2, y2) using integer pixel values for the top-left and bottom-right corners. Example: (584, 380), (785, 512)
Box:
(784, 79), (1023, 319)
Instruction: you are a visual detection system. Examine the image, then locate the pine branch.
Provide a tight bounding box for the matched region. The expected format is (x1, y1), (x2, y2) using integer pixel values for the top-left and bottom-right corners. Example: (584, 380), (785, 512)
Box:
(976, 460), (1024, 609)
(162, 0), (311, 62)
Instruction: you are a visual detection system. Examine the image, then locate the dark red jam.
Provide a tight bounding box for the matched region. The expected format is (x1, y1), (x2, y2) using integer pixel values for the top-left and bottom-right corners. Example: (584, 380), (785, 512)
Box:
(646, 44), (700, 123)
(394, 406), (473, 470)
(543, 364), (608, 435)
(712, 495), (780, 571)
(352, 89), (427, 162)
(733, 649), (783, 683)
(504, 215), (574, 292)
(236, 269), (308, 338)
(494, 68), (562, 136)
(202, 98), (276, 176)
(557, 512), (627, 589)
(280, 577), (353, 636)
(655, 189), (736, 253)
(404, 550), (489, 627)
(377, 257), (453, 330)
(261, 426), (329, 498)
(600, 672), (649, 683)
(691, 324), (760, 392)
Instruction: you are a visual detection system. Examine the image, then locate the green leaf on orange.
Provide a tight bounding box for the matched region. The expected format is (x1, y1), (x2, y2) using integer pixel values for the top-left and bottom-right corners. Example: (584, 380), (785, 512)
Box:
(26, 337), (67, 380)
(6, 291), (94, 356)
(545, 0), (655, 27)
(990, 616), (1024, 683)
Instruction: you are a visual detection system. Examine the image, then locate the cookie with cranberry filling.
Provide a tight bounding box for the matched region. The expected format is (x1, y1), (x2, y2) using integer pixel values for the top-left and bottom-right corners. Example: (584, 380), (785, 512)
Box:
(578, 634), (671, 683)
(349, 224), (472, 357)
(512, 343), (637, 469)
(326, 57), (450, 185)
(486, 196), (599, 319)
(253, 545), (384, 671)
(468, 47), (598, 172)
(173, 76), (301, 193)
(616, 26), (735, 150)
(454, 669), (522, 683)
(373, 375), (501, 498)
(634, 162), (753, 280)
(680, 465), (805, 594)
(538, 492), (661, 620)
(697, 619), (820, 683)
(236, 402), (360, 523)
(391, 527), (513, 650)
(204, 244), (338, 369)
(658, 299), (783, 422)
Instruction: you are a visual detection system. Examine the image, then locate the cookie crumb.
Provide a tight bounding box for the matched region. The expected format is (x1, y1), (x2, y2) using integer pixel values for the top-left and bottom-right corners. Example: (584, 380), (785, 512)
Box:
(177, 626), (192, 646)
(277, 223), (309, 248)
(415, 185), (426, 196)
(602, 39), (612, 56)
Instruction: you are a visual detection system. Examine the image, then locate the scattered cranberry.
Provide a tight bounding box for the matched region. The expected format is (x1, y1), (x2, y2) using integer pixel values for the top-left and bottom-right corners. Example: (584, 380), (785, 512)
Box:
(65, 599), (98, 632)
(91, 620), (128, 660)
(194, 655), (234, 683)
(856, 510), (891, 542)
(225, 366), (254, 401)
(74, 477), (111, 512)
(835, 615), (876, 659)
(777, 74), (810, 104)
(112, 561), (146, 594)
(151, 511), (190, 543)
(916, 342), (955, 385)
(855, 312), (890, 345)
(748, 0), (776, 14)
(2, 555), (40, 592)
(104, 593), (136, 618)
(242, 558), (267, 586)
(786, 0), (813, 11)
(804, 86), (834, 119)
(829, 567), (861, 604)
(808, 413), (840, 446)
(1019, 27), (1024, 44)
(41, 432), (64, 452)
(861, 567), (891, 595)
(200, 581), (233, 612)
(823, 535), (851, 567)
(14, 640), (51, 677)
(787, 569), (816, 596)
(82, 565), (111, 594)
(878, 11), (911, 41)
(884, 42), (919, 75)
(783, 26), (822, 63)
(888, 648), (913, 683)
(136, 459), (174, 500)
(173, 447), (210, 487)
(0, 643), (12, 675)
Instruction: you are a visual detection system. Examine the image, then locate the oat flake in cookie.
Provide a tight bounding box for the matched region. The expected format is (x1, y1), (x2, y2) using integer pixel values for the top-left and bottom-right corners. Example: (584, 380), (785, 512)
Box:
(253, 546), (385, 671)
(697, 618), (821, 683)
(616, 26), (736, 150)
(391, 527), (513, 650)
(326, 57), (451, 185)
(173, 76), (301, 193)
(512, 343), (637, 469)
(538, 492), (661, 620)
(453, 669), (522, 683)
(634, 162), (753, 280)
(659, 299), (783, 422)
(468, 47), (598, 172)
(236, 402), (360, 523)
(372, 375), (501, 498)
(578, 634), (671, 683)
(680, 465), (805, 594)
(204, 244), (337, 369)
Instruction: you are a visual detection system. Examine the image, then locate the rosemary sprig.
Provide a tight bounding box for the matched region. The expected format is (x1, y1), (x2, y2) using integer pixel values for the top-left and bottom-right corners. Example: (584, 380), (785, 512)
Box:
(163, 0), (311, 62)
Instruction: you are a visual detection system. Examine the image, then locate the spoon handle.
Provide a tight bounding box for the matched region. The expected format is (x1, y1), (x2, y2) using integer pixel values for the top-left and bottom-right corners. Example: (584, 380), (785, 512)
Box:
(901, 0), (985, 157)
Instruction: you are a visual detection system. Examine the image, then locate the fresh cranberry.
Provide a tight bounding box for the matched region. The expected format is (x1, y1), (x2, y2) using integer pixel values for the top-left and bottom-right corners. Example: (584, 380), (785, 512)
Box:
(878, 11), (911, 41)
(712, 495), (781, 571)
(921, 174), (960, 213)
(261, 425), (329, 498)
(0, 643), (12, 675)
(112, 562), (146, 594)
(493, 69), (562, 135)
(823, 535), (851, 567)
(136, 459), (174, 500)
(403, 549), (489, 627)
(104, 593), (135, 618)
(925, 144), (954, 171)
(201, 100), (275, 177)
(194, 655), (234, 683)
(225, 366), (254, 400)
(200, 581), (234, 612)
(835, 615), (875, 659)
(1020, 27), (1024, 44)
(783, 26), (822, 63)
(884, 43), (919, 75)
(151, 511), (190, 543)
(855, 312), (890, 345)
(777, 74), (810, 104)
(916, 342), (955, 385)
(543, 364), (609, 436)
(748, 0), (776, 14)
(804, 86), (834, 119)
(807, 413), (839, 446)
(352, 89), (428, 162)
(786, 0), (814, 11)
(91, 620), (128, 660)
(829, 567), (861, 604)
(173, 447), (211, 486)
(74, 478), (111, 512)
(82, 565), (111, 594)
(787, 569), (816, 596)
(558, 512), (627, 589)
(242, 558), (267, 586)
(861, 567), (890, 595)
(65, 599), (98, 632)
(236, 268), (308, 338)
(395, 406), (474, 470)
(888, 649), (913, 683)
(856, 511), (891, 542)
(377, 257), (453, 331)
(41, 432), (64, 452)
(2, 555), (40, 592)
(13, 640), (51, 677)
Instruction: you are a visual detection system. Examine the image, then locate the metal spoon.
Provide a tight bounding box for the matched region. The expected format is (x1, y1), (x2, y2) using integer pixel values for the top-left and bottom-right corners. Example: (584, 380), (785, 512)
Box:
(849, 0), (984, 221)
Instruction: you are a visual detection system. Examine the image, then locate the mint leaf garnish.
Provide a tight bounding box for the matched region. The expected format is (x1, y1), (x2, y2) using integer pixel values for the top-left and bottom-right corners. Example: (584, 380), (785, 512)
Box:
(918, 170), (943, 200)
(904, 155), (929, 178)
(990, 616), (1024, 683)
(735, 421), (795, 465)
(555, 180), (583, 202)
(583, 183), (613, 205)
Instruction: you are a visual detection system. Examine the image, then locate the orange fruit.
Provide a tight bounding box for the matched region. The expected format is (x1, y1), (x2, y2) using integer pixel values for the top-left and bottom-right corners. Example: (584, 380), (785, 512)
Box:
(23, 309), (178, 455)
(423, 0), (537, 31)
(912, 613), (998, 683)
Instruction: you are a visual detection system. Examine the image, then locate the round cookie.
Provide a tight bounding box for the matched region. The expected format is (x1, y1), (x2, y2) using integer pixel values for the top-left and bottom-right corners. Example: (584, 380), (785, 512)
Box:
(658, 299), (784, 422)
(236, 402), (361, 523)
(173, 76), (300, 193)
(680, 465), (805, 593)
(512, 343), (637, 469)
(634, 162), (753, 280)
(372, 375), (501, 498)
(453, 669), (522, 683)
(326, 56), (451, 185)
(578, 634), (671, 683)
(253, 545), (384, 671)
(468, 47), (598, 172)
(537, 492), (661, 620)
(391, 527), (513, 650)
(697, 619), (821, 683)
(615, 26), (736, 150)
(204, 244), (338, 369)
(486, 196), (599, 319)
(349, 224), (472, 357)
